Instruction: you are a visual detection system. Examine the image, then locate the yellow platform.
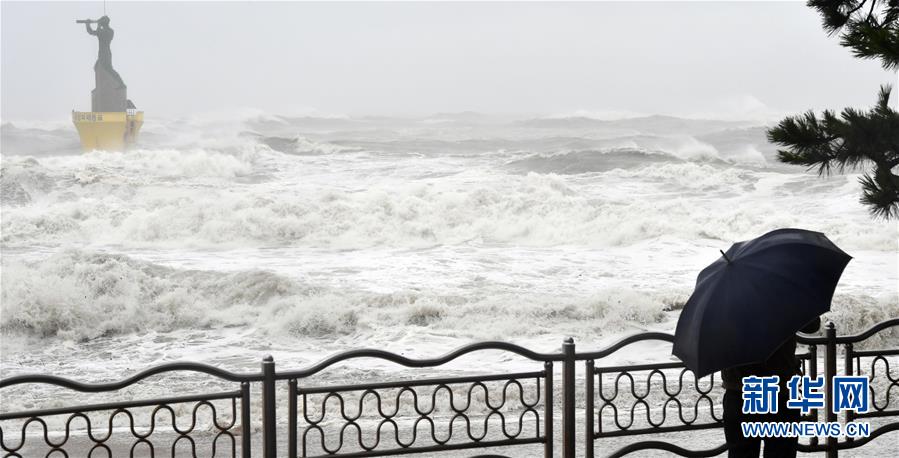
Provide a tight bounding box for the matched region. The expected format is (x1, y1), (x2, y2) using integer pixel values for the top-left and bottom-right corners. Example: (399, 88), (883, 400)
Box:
(72, 110), (143, 151)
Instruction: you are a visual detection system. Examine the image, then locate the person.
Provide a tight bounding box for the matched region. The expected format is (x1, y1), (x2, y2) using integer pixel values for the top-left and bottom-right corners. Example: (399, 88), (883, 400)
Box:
(721, 317), (821, 457)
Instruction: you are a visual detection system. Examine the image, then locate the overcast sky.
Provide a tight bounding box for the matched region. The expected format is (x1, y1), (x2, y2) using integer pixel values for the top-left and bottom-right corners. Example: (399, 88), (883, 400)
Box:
(2, 1), (897, 121)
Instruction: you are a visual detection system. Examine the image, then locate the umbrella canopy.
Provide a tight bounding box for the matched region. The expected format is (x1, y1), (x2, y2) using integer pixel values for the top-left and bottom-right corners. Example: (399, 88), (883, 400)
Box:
(673, 228), (851, 378)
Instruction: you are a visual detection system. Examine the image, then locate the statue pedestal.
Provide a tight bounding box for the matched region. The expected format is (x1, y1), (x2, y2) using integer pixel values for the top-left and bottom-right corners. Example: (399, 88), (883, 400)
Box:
(72, 110), (143, 151)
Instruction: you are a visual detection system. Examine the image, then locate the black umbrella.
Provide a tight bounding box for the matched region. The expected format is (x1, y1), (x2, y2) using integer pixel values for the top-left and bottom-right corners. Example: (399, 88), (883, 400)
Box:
(673, 228), (851, 378)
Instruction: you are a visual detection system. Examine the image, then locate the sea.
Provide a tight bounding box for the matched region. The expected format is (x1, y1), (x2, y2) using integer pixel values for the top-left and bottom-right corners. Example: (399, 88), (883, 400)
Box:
(1, 112), (897, 412)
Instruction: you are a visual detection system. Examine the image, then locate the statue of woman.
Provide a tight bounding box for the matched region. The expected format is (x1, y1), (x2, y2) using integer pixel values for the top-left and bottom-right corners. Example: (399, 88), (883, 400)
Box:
(84, 16), (125, 88)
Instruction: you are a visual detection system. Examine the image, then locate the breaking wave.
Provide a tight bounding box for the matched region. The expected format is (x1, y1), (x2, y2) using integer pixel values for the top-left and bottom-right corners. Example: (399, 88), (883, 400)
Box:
(2, 152), (894, 251)
(0, 250), (680, 342)
(257, 135), (363, 155)
(1, 158), (55, 206)
(505, 148), (684, 174)
(825, 294), (899, 347)
(3, 250), (893, 345)
(0, 250), (307, 340)
(504, 135), (769, 175)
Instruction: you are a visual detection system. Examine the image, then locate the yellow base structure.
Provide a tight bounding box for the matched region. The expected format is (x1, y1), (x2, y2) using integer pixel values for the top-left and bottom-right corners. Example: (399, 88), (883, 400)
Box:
(72, 110), (144, 151)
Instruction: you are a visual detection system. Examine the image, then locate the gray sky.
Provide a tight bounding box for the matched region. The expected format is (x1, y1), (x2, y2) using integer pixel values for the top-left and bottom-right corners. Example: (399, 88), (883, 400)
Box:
(2, 1), (897, 121)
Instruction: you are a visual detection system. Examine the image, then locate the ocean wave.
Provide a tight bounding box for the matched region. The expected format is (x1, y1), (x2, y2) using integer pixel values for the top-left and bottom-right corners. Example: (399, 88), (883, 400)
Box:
(0, 147), (259, 193)
(517, 115), (754, 136)
(0, 158), (55, 206)
(256, 135), (363, 155)
(0, 250), (680, 342)
(60, 149), (258, 180)
(0, 250), (316, 340)
(505, 148), (687, 174)
(5, 249), (891, 346)
(824, 294), (899, 348)
(606, 162), (759, 191)
(2, 160), (895, 251)
(502, 134), (762, 175)
(0, 122), (81, 156)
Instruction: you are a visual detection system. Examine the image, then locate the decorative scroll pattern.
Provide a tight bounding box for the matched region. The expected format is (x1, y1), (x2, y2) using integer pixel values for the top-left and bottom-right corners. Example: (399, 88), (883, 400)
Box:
(0, 397), (241, 458)
(594, 365), (723, 436)
(855, 354), (899, 414)
(294, 373), (545, 457)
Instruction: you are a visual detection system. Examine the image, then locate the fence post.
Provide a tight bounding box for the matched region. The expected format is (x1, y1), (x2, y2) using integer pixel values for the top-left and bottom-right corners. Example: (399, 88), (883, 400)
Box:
(544, 361), (554, 458)
(585, 359), (594, 458)
(844, 342), (854, 446)
(808, 343), (819, 448)
(262, 355), (277, 458)
(824, 322), (838, 458)
(289, 379), (297, 458)
(240, 381), (251, 458)
(562, 337), (576, 458)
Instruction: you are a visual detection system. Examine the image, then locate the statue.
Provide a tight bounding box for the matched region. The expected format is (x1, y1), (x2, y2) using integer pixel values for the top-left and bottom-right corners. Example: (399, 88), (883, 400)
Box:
(72, 15), (144, 152)
(77, 16), (133, 112)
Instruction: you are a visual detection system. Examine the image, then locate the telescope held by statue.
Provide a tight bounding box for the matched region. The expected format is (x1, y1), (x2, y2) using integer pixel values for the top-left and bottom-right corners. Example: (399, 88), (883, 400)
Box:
(75, 19), (97, 24)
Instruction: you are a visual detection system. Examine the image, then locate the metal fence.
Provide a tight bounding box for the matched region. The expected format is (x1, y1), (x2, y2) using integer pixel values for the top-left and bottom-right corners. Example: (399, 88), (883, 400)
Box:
(1, 319), (896, 457)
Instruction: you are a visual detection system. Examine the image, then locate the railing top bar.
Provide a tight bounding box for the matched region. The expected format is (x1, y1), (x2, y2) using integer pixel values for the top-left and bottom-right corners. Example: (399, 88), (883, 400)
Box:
(295, 370), (546, 395)
(0, 362), (262, 391)
(2, 318), (895, 393)
(797, 318), (899, 344)
(0, 389), (241, 421)
(574, 332), (675, 361)
(796, 334), (825, 344)
(275, 341), (563, 379)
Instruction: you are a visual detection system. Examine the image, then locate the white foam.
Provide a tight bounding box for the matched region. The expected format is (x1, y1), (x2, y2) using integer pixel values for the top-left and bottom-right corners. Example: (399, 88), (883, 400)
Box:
(2, 152), (896, 252)
(0, 249), (686, 342)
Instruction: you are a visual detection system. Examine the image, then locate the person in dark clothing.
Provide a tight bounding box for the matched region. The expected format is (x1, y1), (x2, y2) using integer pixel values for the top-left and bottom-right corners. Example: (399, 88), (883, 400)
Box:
(721, 317), (821, 458)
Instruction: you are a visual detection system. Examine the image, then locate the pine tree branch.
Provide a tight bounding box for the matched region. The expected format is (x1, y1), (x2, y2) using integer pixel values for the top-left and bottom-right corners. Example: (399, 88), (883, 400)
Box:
(770, 86), (899, 218)
(866, 0), (879, 23)
(858, 171), (899, 218)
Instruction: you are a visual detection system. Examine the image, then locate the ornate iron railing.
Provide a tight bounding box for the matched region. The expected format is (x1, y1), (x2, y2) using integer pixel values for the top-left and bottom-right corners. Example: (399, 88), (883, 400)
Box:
(794, 320), (899, 457)
(271, 342), (559, 457)
(0, 363), (257, 457)
(289, 371), (547, 457)
(1, 319), (897, 457)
